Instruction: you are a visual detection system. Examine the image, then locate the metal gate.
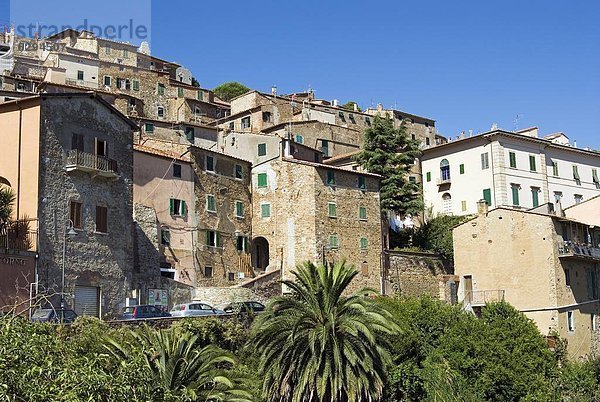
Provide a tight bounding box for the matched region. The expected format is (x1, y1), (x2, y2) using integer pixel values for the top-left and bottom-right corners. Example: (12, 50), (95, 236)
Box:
(74, 285), (100, 317)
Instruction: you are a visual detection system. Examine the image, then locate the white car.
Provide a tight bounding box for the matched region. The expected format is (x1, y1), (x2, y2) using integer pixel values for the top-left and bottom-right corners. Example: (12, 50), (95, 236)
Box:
(170, 302), (225, 317)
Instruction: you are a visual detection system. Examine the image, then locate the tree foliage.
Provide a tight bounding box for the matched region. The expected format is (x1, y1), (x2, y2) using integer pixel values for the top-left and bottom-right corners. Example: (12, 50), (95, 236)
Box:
(251, 261), (398, 402)
(412, 213), (467, 262)
(341, 101), (361, 112)
(0, 186), (15, 230)
(213, 82), (251, 102)
(355, 116), (423, 216)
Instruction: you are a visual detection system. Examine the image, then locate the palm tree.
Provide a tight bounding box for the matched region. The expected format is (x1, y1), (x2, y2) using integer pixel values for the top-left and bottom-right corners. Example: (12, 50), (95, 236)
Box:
(105, 328), (252, 401)
(251, 261), (398, 402)
(0, 187), (15, 231)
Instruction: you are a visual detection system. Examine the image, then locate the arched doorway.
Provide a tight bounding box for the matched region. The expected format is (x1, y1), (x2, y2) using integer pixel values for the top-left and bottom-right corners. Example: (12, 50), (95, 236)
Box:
(252, 237), (270, 272)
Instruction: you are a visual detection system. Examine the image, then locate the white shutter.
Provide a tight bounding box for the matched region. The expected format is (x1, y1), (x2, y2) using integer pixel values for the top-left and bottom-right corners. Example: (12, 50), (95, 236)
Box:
(74, 285), (100, 317)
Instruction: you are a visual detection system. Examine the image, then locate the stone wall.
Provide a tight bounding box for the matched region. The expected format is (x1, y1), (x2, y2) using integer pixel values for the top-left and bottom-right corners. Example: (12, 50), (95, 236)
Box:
(37, 95), (134, 317)
(383, 250), (455, 301)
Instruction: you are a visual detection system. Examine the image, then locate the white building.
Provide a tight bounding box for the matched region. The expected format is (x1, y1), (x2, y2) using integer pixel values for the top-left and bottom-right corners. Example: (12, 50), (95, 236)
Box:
(421, 127), (600, 216)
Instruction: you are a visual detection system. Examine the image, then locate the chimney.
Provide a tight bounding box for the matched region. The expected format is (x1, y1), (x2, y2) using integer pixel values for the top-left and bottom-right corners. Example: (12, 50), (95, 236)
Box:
(376, 103), (383, 111)
(271, 85), (277, 97)
(353, 103), (358, 112)
(332, 99), (339, 107)
(477, 200), (488, 216)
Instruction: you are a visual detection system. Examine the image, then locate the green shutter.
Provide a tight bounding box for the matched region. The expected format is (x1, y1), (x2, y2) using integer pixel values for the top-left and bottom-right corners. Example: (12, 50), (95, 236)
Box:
(459, 164), (465, 174)
(181, 200), (187, 216)
(236, 202), (244, 217)
(327, 171), (336, 185)
(261, 204), (270, 218)
(216, 232), (222, 248)
(593, 169), (599, 183)
(553, 162), (559, 177)
(360, 238), (368, 250)
(529, 155), (536, 172)
(512, 186), (520, 206)
(426, 172), (431, 182)
(244, 237), (250, 252)
(359, 207), (367, 220)
(328, 203), (337, 217)
(257, 173), (267, 187)
(169, 198), (175, 215)
(329, 235), (339, 249)
(573, 165), (580, 180)
(178, 87), (184, 97)
(205, 231), (210, 246)
(133, 80), (139, 91)
(482, 189), (492, 206)
(258, 143), (267, 156)
(531, 189), (539, 207)
(358, 176), (366, 189)
(509, 152), (516, 168)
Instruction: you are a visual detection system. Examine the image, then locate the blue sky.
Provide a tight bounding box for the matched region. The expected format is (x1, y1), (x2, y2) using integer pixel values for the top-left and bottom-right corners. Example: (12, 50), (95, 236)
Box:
(2, 0), (599, 149)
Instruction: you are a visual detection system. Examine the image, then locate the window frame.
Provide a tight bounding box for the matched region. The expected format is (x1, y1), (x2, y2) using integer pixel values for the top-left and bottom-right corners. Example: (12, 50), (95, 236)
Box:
(70, 200), (83, 229)
(326, 171), (336, 186)
(235, 200), (244, 218)
(327, 202), (337, 218)
(260, 203), (271, 218)
(329, 234), (339, 249)
(509, 151), (517, 168)
(206, 194), (217, 213)
(173, 164), (182, 178)
(257, 173), (268, 188)
(95, 205), (108, 234)
(358, 206), (367, 221)
(257, 143), (267, 156)
(205, 155), (215, 172)
(234, 164), (243, 179)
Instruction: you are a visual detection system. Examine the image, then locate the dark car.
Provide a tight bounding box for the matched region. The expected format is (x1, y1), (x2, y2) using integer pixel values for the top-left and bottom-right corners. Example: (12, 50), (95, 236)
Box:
(31, 308), (78, 324)
(223, 301), (265, 314)
(120, 305), (171, 320)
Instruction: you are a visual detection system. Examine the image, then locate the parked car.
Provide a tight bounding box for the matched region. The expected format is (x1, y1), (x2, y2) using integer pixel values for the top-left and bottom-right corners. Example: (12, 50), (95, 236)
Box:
(170, 302), (225, 317)
(31, 308), (78, 324)
(120, 305), (171, 320)
(223, 301), (265, 314)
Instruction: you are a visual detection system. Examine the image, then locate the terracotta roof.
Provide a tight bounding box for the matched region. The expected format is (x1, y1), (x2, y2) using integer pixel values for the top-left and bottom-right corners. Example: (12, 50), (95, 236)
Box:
(322, 150), (360, 164)
(140, 137), (253, 164)
(134, 144), (191, 162)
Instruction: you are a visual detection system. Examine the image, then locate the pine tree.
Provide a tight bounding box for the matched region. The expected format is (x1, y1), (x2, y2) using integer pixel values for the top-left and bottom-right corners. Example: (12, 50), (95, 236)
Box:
(355, 116), (423, 216)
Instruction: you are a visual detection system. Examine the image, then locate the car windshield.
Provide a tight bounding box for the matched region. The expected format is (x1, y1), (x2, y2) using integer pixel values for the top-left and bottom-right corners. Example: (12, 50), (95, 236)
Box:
(32, 309), (51, 318)
(122, 307), (135, 314)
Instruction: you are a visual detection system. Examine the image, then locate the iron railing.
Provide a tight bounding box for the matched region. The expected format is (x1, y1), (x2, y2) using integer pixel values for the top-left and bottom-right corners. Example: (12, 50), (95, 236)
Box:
(66, 149), (118, 174)
(558, 241), (600, 260)
(0, 219), (37, 251)
(464, 290), (505, 305)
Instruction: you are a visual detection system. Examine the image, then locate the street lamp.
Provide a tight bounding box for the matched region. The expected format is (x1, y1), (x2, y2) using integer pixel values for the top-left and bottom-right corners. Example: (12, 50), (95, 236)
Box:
(61, 219), (77, 308)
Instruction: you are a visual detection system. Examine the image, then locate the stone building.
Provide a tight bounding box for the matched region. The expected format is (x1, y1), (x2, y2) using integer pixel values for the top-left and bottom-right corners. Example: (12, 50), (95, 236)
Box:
(453, 201), (600, 359)
(0, 93), (137, 318)
(251, 154), (383, 293)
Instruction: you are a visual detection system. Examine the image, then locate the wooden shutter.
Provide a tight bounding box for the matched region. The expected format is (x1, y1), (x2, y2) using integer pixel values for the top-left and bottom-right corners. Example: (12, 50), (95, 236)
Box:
(96, 206), (107, 233)
(181, 200), (187, 216)
(169, 198), (174, 215)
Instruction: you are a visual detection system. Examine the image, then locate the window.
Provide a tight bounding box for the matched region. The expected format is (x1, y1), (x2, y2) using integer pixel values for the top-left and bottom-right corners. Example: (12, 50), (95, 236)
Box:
(95, 139), (107, 157)
(509, 152), (516, 168)
(262, 111), (271, 122)
(204, 266), (213, 277)
(205, 231), (222, 248)
(573, 165), (581, 184)
(257, 143), (267, 156)
(553, 161), (559, 177)
(173, 164), (182, 178)
(104, 44), (110, 54)
(241, 116), (251, 129)
(461, 200), (467, 212)
(349, 114), (356, 124)
(257, 173), (268, 188)
(295, 134), (304, 144)
(529, 155), (536, 172)
(206, 195), (216, 212)
(70, 200), (83, 229)
(177, 87), (184, 98)
(71, 133), (84, 152)
(442, 193), (452, 214)
(554, 191), (563, 204)
(365, 116), (371, 125)
(169, 198), (187, 216)
(328, 202), (337, 218)
(440, 159), (450, 181)
(206, 155), (215, 172)
(483, 189), (492, 206)
(329, 234), (339, 249)
(321, 140), (330, 157)
(565, 269), (571, 286)
(236, 236), (249, 252)
(425, 137), (431, 146)
(409, 176), (416, 183)
(593, 169), (600, 189)
(530, 187), (540, 207)
(197, 91), (204, 101)
(160, 229), (170, 246)
(575, 194), (583, 204)
(481, 153), (489, 169)
(360, 237), (368, 250)
(338, 111), (345, 122)
(132, 80), (139, 91)
(157, 106), (165, 118)
(588, 270), (597, 299)
(125, 79), (131, 91)
(157, 83), (165, 95)
(228, 122), (235, 130)
(326, 171), (336, 186)
(459, 164), (465, 175)
(235, 164), (243, 179)
(511, 184), (520, 206)
(567, 311), (575, 332)
(95, 205), (108, 233)
(359, 207), (367, 220)
(358, 176), (366, 189)
(235, 201), (244, 218)
(144, 123), (154, 133)
(426, 172), (431, 182)
(77, 70), (84, 81)
(261, 203), (271, 218)
(123, 49), (129, 58)
(185, 127), (194, 142)
(103, 76), (111, 86)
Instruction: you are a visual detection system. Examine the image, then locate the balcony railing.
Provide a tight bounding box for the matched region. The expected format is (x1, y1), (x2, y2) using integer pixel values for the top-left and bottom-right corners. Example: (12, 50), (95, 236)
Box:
(558, 241), (600, 261)
(464, 290), (505, 306)
(0, 219), (37, 251)
(66, 150), (118, 178)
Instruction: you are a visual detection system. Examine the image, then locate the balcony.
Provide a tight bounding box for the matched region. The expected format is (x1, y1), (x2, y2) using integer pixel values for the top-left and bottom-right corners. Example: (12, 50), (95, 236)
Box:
(0, 219), (37, 252)
(66, 150), (118, 178)
(558, 241), (600, 261)
(436, 177), (451, 186)
(464, 290), (505, 306)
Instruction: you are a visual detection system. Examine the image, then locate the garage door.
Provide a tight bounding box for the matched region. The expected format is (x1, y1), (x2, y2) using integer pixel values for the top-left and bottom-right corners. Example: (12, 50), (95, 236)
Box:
(74, 285), (99, 317)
